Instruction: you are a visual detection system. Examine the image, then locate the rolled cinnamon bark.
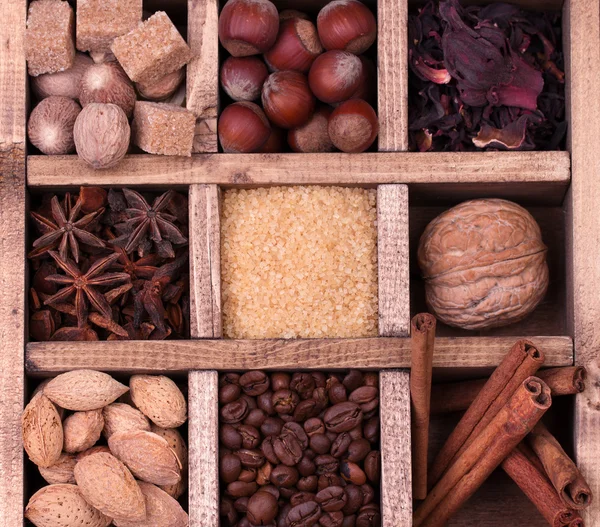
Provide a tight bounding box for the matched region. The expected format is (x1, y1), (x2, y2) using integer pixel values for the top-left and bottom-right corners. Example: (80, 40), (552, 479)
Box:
(410, 313), (437, 500)
(414, 377), (552, 527)
(428, 339), (544, 487)
(431, 367), (586, 415)
(502, 444), (584, 527)
(528, 421), (593, 510)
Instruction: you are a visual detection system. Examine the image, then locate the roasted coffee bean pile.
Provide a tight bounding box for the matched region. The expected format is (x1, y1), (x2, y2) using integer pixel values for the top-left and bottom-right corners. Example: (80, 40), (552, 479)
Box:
(219, 371), (381, 527)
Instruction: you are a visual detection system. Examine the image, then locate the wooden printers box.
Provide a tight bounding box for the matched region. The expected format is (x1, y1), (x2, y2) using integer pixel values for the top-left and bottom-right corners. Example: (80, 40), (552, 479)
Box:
(0, 0), (599, 525)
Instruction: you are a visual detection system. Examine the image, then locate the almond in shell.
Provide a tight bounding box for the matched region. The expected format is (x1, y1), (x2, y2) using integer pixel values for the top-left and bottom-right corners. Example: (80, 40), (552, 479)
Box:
(103, 403), (151, 439)
(108, 430), (182, 486)
(151, 425), (188, 499)
(113, 481), (189, 527)
(38, 452), (77, 484)
(74, 452), (146, 522)
(77, 445), (111, 461)
(44, 370), (129, 411)
(130, 375), (187, 428)
(25, 483), (112, 527)
(63, 409), (104, 453)
(22, 392), (64, 468)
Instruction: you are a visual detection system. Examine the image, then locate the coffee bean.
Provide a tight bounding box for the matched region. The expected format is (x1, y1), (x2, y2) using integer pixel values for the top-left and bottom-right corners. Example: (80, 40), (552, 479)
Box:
(342, 485), (362, 515)
(221, 398), (250, 424)
(238, 424), (261, 449)
(328, 382), (348, 405)
(298, 454), (317, 477)
(291, 491), (317, 507)
(315, 455), (340, 475)
(330, 433), (352, 458)
(297, 475), (319, 492)
(360, 485), (374, 506)
(294, 399), (319, 422)
(234, 497), (248, 514)
(240, 393), (258, 410)
(221, 453), (242, 483)
(240, 371), (270, 396)
(262, 417), (285, 437)
(342, 514), (357, 527)
(319, 510), (344, 527)
(363, 417), (379, 444)
(220, 383), (242, 404)
(238, 516), (252, 527)
(244, 408), (268, 428)
(304, 418), (325, 437)
(318, 474), (345, 492)
(280, 486), (298, 500)
(257, 461), (273, 485)
(347, 439), (370, 463)
(260, 485), (280, 500)
(220, 497), (238, 526)
(356, 504), (381, 527)
(324, 403), (363, 433)
(311, 372), (327, 388)
(273, 389), (300, 414)
(271, 465), (300, 488)
(274, 434), (303, 466)
(282, 422), (309, 450)
(342, 371), (363, 392)
(316, 486), (347, 512)
(226, 481), (258, 498)
(348, 426), (363, 441)
(271, 372), (291, 391)
(247, 490), (279, 525)
(291, 373), (316, 399)
(221, 424), (243, 450)
(340, 461), (367, 485)
(363, 451), (380, 483)
(348, 387), (379, 413)
(220, 373), (240, 387)
(239, 468), (257, 483)
(237, 448), (265, 468)
(362, 373), (379, 388)
(287, 501), (322, 527)
(277, 503), (293, 527)
(312, 387), (329, 410)
(258, 391), (276, 415)
(310, 434), (332, 455)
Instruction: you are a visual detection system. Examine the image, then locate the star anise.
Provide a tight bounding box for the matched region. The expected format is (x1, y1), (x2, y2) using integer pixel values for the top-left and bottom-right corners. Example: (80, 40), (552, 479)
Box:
(43, 251), (131, 328)
(112, 189), (187, 258)
(30, 194), (106, 262)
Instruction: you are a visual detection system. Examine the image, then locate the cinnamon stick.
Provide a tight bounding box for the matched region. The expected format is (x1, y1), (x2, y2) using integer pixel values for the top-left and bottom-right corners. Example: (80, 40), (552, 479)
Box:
(410, 313), (436, 500)
(528, 421), (593, 510)
(431, 367), (586, 415)
(428, 339), (544, 487)
(414, 377), (552, 527)
(502, 444), (584, 527)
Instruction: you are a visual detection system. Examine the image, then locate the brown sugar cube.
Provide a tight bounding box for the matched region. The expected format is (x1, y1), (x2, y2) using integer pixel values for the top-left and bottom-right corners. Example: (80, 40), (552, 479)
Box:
(111, 11), (192, 86)
(76, 0), (143, 53)
(25, 0), (75, 76)
(133, 102), (196, 157)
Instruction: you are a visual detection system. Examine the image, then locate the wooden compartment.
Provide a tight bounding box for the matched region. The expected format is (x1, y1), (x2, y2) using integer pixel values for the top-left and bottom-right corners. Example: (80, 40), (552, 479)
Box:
(1, 0), (599, 524)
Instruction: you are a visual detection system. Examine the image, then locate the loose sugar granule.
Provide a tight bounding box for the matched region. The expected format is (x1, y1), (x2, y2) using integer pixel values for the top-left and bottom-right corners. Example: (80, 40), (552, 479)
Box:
(221, 186), (378, 339)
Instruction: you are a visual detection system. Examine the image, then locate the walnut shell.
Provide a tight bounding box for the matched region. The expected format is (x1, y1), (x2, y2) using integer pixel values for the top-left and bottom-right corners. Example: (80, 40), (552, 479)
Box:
(417, 199), (549, 330)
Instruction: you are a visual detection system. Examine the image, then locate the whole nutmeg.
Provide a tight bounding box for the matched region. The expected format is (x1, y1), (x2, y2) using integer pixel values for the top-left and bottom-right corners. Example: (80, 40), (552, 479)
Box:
(220, 56), (269, 102)
(74, 103), (131, 169)
(79, 62), (137, 118)
(417, 199), (549, 330)
(31, 53), (94, 100)
(262, 70), (315, 129)
(219, 0), (279, 57)
(218, 101), (271, 153)
(28, 96), (82, 155)
(308, 50), (363, 104)
(137, 68), (186, 101)
(264, 18), (323, 73)
(328, 99), (378, 153)
(317, 0), (377, 54)
(288, 106), (334, 153)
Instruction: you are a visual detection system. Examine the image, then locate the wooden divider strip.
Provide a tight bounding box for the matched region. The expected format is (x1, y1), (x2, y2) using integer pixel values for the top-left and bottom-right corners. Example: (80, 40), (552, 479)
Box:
(188, 370), (219, 527)
(380, 370), (412, 525)
(189, 184), (222, 338)
(25, 336), (573, 374)
(378, 185), (410, 337)
(187, 0), (219, 153)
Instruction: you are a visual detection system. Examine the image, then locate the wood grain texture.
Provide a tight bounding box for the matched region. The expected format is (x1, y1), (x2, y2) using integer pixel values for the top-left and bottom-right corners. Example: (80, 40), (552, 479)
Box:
(187, 0), (219, 153)
(189, 184), (222, 338)
(0, 0), (27, 524)
(378, 0), (408, 151)
(378, 185), (409, 337)
(567, 0), (600, 524)
(188, 371), (219, 527)
(380, 370), (412, 526)
(27, 152), (570, 200)
(25, 336), (573, 375)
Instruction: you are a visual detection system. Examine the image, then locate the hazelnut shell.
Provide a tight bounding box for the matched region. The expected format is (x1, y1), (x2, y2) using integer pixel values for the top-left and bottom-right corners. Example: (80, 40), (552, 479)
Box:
(317, 0), (377, 54)
(261, 71), (315, 129)
(308, 51), (363, 104)
(328, 99), (378, 153)
(218, 101), (271, 153)
(28, 96), (82, 155)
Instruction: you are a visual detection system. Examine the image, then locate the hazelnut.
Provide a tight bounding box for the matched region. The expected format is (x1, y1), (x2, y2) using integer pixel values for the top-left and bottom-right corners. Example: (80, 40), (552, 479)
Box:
(288, 106), (334, 153)
(137, 68), (186, 101)
(308, 50), (363, 104)
(220, 57), (269, 102)
(258, 126), (285, 153)
(317, 0), (377, 54)
(31, 53), (94, 101)
(74, 103), (130, 169)
(264, 18), (323, 73)
(28, 96), (82, 155)
(218, 0), (279, 57)
(328, 99), (378, 153)
(351, 55), (376, 103)
(79, 62), (137, 118)
(218, 101), (271, 153)
(279, 10), (311, 22)
(261, 71), (315, 129)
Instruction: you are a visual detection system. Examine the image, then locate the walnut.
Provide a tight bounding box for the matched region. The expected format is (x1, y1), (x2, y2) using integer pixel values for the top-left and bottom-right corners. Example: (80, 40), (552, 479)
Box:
(417, 199), (549, 330)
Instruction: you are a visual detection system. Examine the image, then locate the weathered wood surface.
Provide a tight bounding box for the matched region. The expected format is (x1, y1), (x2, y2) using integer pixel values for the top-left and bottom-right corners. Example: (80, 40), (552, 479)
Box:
(25, 336), (573, 375)
(188, 371), (219, 527)
(187, 0), (219, 152)
(189, 184), (222, 338)
(380, 370), (412, 526)
(566, 0), (600, 525)
(378, 185), (410, 337)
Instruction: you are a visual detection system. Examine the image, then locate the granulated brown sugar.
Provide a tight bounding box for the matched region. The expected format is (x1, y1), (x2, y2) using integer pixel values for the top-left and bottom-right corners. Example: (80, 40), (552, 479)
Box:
(221, 186), (378, 339)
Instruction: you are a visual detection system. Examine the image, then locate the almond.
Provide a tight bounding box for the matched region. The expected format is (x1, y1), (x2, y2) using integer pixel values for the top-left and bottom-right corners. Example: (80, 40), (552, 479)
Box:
(74, 452), (146, 522)
(130, 375), (187, 429)
(38, 453), (77, 484)
(151, 425), (188, 499)
(77, 445), (111, 461)
(63, 409), (104, 453)
(25, 483), (112, 527)
(108, 430), (182, 486)
(113, 482), (189, 527)
(103, 403), (151, 439)
(44, 370), (129, 411)
(22, 392), (63, 468)
(33, 379), (65, 418)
